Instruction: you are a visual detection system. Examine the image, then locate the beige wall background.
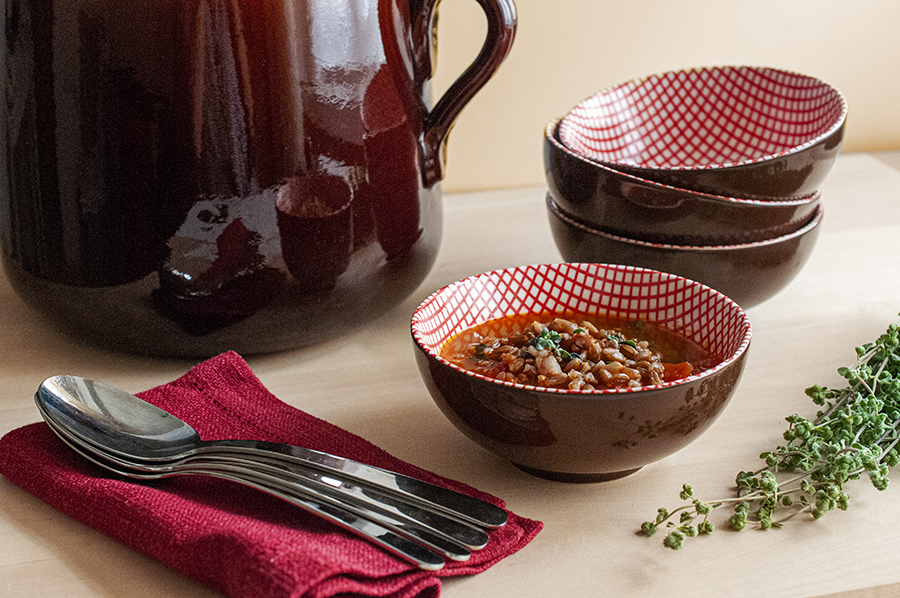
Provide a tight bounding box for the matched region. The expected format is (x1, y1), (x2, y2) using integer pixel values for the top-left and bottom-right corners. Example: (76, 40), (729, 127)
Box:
(430, 0), (900, 192)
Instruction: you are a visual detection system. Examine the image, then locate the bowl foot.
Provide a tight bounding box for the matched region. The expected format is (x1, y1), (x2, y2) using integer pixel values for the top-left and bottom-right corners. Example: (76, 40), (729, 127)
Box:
(513, 463), (642, 483)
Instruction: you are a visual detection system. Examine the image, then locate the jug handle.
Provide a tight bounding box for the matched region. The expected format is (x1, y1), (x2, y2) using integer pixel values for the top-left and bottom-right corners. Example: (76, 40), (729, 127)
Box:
(420, 0), (517, 187)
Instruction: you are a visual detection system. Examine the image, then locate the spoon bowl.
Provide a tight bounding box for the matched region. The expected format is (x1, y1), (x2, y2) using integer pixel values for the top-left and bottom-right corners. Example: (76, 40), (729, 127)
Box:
(36, 375), (508, 529)
(35, 395), (489, 554)
(38, 376), (200, 458)
(36, 401), (451, 569)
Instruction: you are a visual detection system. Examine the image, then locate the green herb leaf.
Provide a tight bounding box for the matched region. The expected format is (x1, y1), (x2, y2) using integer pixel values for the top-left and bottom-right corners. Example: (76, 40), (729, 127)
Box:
(640, 318), (900, 549)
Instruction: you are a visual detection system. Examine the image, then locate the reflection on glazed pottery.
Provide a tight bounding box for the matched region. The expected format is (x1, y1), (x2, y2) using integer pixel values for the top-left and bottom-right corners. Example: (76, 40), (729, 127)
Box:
(153, 189), (286, 335)
(426, 359), (556, 447)
(0, 0), (517, 356)
(276, 173), (354, 293)
(612, 364), (743, 449)
(411, 263), (752, 482)
(462, 386), (556, 447)
(556, 66), (847, 200)
(544, 122), (822, 246)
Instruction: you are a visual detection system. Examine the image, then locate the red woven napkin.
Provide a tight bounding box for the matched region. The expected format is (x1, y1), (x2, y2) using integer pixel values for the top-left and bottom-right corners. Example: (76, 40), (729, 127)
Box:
(0, 352), (541, 598)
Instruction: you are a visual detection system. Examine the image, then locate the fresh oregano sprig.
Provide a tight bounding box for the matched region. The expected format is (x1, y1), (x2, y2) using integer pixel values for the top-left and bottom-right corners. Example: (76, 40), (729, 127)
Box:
(530, 328), (572, 360)
(640, 319), (900, 549)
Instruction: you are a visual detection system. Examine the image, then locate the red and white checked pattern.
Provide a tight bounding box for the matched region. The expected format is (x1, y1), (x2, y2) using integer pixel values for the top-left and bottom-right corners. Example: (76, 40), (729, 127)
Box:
(558, 66), (846, 170)
(411, 263), (752, 394)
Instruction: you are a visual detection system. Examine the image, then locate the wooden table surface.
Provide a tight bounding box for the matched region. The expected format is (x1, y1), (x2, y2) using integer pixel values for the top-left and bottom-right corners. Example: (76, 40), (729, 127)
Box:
(3, 151), (900, 597)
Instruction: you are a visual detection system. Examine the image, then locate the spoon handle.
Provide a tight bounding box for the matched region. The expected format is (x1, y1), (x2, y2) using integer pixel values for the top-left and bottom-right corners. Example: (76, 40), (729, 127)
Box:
(38, 405), (447, 571)
(213, 454), (490, 550)
(34, 391), (488, 555)
(37, 375), (507, 529)
(202, 439), (509, 529)
(197, 467), (450, 570)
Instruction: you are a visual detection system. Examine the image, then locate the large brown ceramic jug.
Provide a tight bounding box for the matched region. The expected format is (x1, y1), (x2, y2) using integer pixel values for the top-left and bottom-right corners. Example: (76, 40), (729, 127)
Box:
(0, 0), (516, 356)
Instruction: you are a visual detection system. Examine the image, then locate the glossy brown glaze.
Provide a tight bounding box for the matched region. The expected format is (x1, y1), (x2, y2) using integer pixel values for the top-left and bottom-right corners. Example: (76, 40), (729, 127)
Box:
(414, 346), (747, 481)
(545, 121), (821, 246)
(0, 0), (516, 356)
(556, 66), (847, 201)
(547, 196), (824, 309)
(410, 263), (752, 482)
(612, 124), (844, 201)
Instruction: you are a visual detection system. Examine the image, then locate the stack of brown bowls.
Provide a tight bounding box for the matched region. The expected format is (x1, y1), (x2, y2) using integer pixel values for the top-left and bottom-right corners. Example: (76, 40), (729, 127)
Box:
(544, 66), (847, 308)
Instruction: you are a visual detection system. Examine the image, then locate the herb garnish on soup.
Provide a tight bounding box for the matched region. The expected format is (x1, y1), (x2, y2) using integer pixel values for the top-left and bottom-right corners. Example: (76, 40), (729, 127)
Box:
(441, 313), (721, 391)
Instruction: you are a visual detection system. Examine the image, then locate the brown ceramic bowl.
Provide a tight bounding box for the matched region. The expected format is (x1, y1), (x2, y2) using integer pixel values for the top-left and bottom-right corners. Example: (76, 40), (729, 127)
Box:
(546, 195), (823, 309)
(411, 263), (752, 482)
(545, 120), (821, 245)
(557, 66), (847, 200)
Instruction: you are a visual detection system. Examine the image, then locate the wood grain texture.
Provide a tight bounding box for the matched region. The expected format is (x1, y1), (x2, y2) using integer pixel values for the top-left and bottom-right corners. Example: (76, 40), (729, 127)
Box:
(2, 153), (900, 597)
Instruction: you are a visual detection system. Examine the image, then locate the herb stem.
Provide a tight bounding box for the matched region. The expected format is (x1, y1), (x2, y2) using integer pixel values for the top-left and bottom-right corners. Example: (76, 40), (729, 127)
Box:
(641, 319), (900, 549)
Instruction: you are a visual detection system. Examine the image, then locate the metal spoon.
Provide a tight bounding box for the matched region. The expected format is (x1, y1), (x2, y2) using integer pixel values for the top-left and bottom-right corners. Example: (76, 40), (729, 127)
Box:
(35, 375), (507, 530)
(34, 395), (487, 556)
(36, 400), (448, 569)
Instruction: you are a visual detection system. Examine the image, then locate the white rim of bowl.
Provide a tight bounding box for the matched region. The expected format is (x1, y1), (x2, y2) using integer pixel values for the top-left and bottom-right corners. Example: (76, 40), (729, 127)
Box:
(547, 196), (824, 251)
(411, 263), (753, 396)
(556, 65), (848, 172)
(545, 120), (822, 207)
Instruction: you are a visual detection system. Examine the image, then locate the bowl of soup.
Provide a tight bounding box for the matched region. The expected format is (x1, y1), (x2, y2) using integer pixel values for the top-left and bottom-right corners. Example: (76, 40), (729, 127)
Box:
(410, 263), (752, 482)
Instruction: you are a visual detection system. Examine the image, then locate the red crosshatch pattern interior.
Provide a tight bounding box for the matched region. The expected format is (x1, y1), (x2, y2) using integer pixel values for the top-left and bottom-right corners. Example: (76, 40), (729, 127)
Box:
(557, 66), (846, 170)
(411, 263), (752, 394)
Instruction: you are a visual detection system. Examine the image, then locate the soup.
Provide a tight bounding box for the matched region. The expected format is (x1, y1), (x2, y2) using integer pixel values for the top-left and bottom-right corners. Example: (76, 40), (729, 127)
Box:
(440, 313), (721, 391)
